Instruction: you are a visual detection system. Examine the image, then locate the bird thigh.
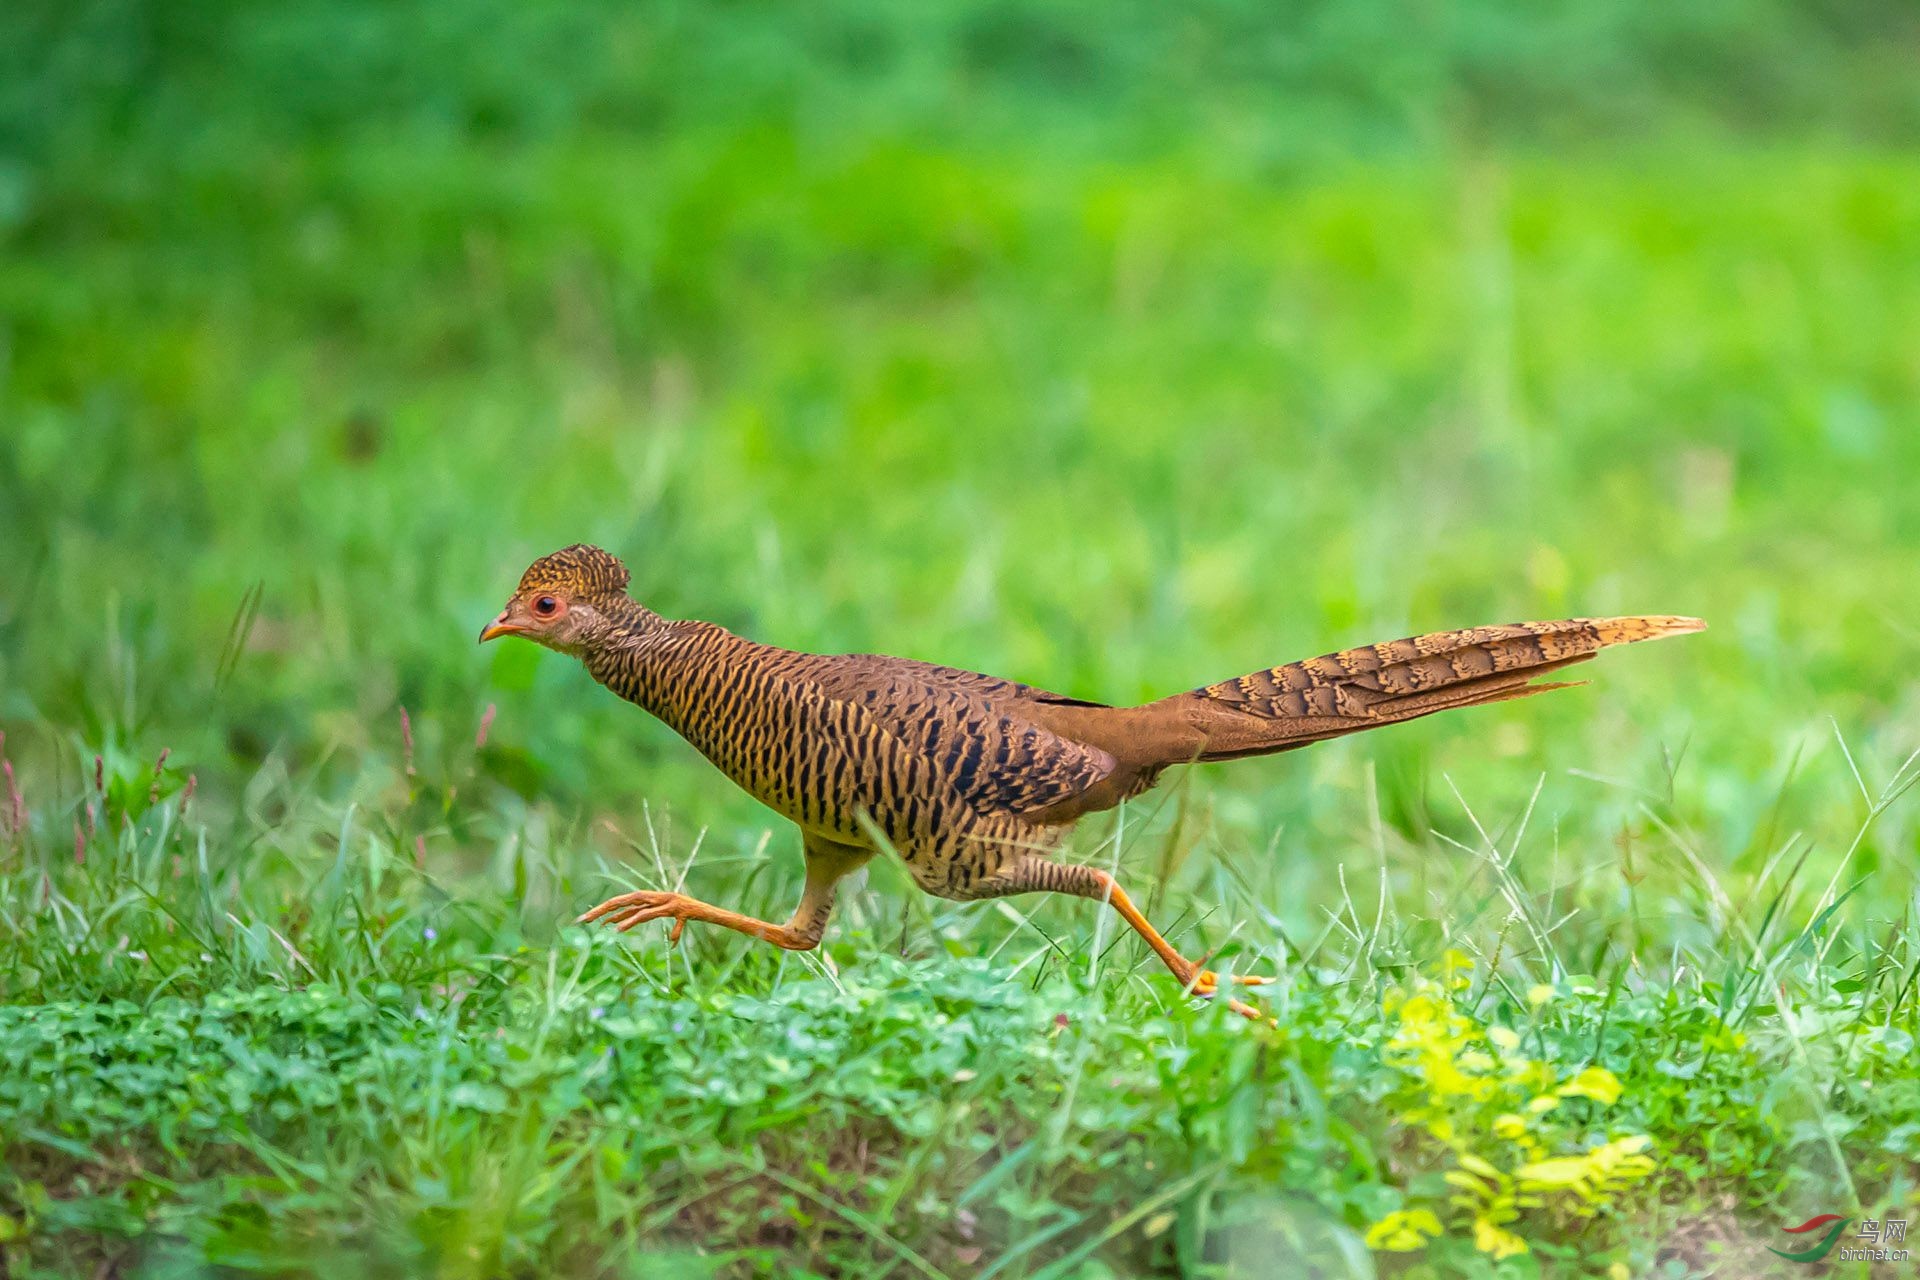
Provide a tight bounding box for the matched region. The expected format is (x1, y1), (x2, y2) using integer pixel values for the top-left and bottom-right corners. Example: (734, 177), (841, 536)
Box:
(903, 826), (1061, 901)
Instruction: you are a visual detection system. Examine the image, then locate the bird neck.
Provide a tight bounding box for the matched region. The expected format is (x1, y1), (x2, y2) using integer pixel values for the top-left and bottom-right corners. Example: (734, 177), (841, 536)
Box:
(597, 594), (667, 640)
(580, 596), (676, 710)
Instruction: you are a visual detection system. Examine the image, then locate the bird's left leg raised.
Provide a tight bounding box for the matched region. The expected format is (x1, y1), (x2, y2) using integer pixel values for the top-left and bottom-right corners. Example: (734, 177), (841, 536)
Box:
(578, 833), (870, 951)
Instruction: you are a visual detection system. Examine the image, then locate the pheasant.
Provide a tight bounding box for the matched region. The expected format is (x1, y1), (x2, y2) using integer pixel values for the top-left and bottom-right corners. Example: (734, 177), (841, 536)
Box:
(480, 544), (1701, 1017)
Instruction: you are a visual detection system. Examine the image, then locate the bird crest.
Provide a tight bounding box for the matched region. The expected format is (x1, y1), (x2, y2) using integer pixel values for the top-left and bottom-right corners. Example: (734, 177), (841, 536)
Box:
(516, 544), (631, 599)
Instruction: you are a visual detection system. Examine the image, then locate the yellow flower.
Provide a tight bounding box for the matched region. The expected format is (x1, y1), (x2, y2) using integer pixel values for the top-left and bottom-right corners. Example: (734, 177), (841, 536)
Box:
(1527, 983), (1556, 1007)
(1473, 1217), (1530, 1258)
(1488, 1025), (1521, 1051)
(1365, 1208), (1443, 1252)
(1556, 1066), (1623, 1106)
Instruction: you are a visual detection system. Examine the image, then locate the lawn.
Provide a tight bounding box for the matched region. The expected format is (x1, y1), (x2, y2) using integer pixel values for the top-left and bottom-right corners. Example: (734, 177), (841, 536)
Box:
(3, 3), (1920, 1276)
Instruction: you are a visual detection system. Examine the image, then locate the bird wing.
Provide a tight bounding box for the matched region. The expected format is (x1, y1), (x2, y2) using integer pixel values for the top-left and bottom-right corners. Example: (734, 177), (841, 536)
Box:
(830, 653), (1111, 709)
(805, 658), (1117, 819)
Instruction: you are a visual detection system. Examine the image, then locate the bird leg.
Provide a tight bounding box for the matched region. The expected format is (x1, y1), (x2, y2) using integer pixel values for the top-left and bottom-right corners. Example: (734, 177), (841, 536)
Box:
(577, 835), (870, 952)
(984, 857), (1271, 1019)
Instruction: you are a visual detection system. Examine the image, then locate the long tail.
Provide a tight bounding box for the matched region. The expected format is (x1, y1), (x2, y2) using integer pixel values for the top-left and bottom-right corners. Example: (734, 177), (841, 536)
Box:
(1152, 615), (1704, 763)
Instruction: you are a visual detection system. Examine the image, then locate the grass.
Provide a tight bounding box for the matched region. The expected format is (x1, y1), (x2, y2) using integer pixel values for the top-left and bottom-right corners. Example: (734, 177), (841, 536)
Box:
(5, 730), (1920, 1277)
(5, 2), (1920, 1275)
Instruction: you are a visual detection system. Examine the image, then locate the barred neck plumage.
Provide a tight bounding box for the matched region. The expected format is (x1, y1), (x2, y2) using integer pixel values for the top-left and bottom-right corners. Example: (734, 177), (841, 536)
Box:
(579, 596), (678, 709)
(597, 594), (668, 638)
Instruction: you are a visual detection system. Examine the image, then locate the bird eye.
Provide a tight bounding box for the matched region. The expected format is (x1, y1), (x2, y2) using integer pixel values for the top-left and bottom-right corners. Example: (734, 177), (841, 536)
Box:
(533, 596), (559, 617)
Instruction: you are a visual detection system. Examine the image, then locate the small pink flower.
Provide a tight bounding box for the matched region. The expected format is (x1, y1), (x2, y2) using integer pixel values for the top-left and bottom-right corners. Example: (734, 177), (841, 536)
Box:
(3, 759), (22, 836)
(149, 748), (170, 806)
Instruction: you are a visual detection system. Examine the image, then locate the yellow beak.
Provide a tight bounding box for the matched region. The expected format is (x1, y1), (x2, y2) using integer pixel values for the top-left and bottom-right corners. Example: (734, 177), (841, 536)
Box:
(478, 614), (519, 644)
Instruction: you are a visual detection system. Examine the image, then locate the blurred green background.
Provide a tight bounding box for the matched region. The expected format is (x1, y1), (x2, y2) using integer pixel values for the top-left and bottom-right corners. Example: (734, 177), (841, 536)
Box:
(6, 3), (1920, 1275)
(5, 0), (1918, 895)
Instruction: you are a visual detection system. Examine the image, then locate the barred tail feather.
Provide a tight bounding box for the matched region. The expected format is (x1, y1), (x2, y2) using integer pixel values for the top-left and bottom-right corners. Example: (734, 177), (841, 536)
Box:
(1166, 615), (1703, 763)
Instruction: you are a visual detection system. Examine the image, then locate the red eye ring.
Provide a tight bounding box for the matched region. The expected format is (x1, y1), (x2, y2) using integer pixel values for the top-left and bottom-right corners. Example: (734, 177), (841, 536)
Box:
(533, 596), (559, 617)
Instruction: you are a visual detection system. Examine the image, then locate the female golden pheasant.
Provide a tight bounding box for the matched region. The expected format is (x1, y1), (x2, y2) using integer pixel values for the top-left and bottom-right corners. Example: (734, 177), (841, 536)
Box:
(481, 544), (1700, 1017)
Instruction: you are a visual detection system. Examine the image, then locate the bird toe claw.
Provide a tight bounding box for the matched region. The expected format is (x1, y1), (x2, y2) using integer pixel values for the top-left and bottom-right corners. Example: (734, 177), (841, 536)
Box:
(1225, 997), (1269, 1022)
(577, 890), (655, 925)
(579, 890), (688, 935)
(1190, 968), (1273, 996)
(1186, 969), (1277, 1019)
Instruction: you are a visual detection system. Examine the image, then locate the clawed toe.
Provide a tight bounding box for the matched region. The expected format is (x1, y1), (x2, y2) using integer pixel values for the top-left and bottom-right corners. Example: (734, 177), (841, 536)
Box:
(1190, 968), (1273, 996)
(1225, 996), (1269, 1022)
(1183, 967), (1277, 1020)
(577, 891), (646, 925)
(578, 890), (683, 928)
(614, 900), (691, 934)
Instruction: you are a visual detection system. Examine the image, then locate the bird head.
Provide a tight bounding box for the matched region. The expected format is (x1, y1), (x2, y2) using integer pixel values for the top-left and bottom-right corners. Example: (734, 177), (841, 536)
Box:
(479, 544), (632, 655)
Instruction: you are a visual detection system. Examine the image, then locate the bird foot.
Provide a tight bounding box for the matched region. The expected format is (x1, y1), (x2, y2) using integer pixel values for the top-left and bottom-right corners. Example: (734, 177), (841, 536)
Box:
(1182, 967), (1274, 1021)
(1190, 969), (1274, 996)
(577, 890), (694, 943)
